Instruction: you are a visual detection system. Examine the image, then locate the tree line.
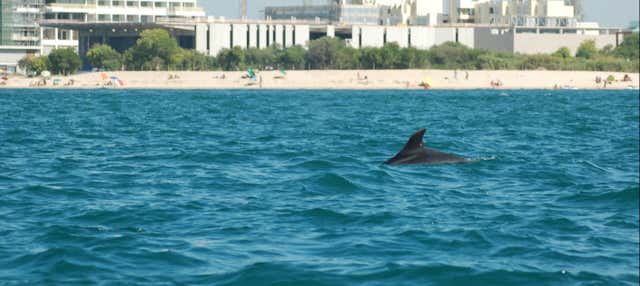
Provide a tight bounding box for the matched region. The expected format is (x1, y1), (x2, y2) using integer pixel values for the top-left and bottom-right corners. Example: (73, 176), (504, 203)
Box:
(19, 29), (640, 75)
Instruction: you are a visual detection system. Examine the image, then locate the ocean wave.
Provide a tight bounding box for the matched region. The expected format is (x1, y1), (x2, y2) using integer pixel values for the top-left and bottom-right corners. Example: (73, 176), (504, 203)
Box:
(304, 173), (363, 194)
(182, 261), (636, 286)
(557, 187), (639, 208)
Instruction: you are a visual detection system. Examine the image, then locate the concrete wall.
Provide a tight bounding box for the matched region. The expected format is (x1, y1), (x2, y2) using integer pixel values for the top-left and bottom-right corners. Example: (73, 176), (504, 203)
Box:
(266, 25), (275, 47)
(514, 33), (617, 55)
(258, 24), (267, 48)
(294, 25), (310, 47)
(434, 27), (456, 45)
(195, 23), (208, 53)
(210, 23), (231, 56)
(232, 24), (248, 48)
(410, 27), (435, 49)
(474, 27), (514, 53)
(248, 24), (258, 48)
(386, 26), (409, 47)
(360, 26), (385, 48)
(327, 25), (335, 37)
(457, 27), (474, 47)
(351, 26), (360, 48)
(0, 48), (28, 68)
(284, 25), (294, 48)
(274, 25), (284, 47)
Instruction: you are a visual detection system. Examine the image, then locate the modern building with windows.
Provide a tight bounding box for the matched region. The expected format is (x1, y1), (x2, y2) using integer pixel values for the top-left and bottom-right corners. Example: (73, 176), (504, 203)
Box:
(1, 0), (48, 73)
(265, 1), (403, 26)
(40, 0), (205, 53)
(0, 0), (205, 72)
(43, 0), (205, 23)
(447, 0), (588, 28)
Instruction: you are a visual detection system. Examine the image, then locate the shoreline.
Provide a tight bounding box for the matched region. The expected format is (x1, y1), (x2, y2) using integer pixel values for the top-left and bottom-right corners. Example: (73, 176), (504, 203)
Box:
(1, 70), (638, 90)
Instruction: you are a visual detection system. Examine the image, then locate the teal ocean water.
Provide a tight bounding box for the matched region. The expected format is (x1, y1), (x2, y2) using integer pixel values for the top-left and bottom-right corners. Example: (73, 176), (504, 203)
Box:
(0, 89), (638, 285)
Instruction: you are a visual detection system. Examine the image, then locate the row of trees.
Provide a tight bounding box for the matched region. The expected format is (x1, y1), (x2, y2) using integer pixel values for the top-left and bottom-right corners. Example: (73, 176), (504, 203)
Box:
(19, 29), (640, 75)
(19, 48), (82, 76)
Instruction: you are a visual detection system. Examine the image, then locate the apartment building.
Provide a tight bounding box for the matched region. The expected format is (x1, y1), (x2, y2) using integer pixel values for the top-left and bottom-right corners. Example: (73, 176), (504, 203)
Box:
(265, 0), (445, 26)
(0, 0), (47, 73)
(448, 0), (581, 28)
(43, 0), (205, 23)
(0, 0), (205, 72)
(40, 0), (204, 53)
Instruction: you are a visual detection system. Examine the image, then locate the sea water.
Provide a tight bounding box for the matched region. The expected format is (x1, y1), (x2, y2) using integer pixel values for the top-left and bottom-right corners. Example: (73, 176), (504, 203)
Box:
(0, 89), (638, 285)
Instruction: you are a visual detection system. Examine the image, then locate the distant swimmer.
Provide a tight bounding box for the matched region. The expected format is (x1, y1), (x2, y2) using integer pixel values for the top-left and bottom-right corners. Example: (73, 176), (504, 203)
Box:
(384, 129), (467, 166)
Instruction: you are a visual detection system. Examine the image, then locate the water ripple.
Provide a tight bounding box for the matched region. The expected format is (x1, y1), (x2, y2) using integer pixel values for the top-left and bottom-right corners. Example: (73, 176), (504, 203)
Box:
(0, 89), (637, 285)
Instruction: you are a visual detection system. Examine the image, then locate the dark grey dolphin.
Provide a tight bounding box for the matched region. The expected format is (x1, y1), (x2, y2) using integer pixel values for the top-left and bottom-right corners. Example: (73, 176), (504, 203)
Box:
(384, 128), (467, 165)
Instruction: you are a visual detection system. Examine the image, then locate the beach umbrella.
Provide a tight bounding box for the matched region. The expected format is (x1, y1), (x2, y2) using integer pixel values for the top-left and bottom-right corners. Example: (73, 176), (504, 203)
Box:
(423, 76), (433, 88)
(248, 68), (256, 78)
(101, 73), (109, 81)
(110, 76), (124, 87)
(279, 68), (287, 76)
(41, 70), (51, 78)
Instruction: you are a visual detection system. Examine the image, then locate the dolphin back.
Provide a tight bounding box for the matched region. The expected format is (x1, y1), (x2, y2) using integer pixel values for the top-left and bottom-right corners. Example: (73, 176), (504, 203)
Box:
(384, 128), (467, 165)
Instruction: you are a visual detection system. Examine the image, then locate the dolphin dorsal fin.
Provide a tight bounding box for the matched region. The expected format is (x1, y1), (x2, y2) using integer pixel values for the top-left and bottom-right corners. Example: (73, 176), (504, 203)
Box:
(400, 128), (426, 153)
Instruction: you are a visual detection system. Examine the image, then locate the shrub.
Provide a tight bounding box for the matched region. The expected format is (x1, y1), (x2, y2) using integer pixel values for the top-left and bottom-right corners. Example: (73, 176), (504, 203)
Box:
(86, 44), (122, 71)
(48, 48), (82, 75)
(576, 40), (598, 59)
(552, 47), (572, 59)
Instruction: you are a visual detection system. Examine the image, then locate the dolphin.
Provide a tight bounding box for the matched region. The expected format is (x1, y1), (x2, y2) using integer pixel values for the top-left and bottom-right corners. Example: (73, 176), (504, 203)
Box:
(384, 128), (467, 165)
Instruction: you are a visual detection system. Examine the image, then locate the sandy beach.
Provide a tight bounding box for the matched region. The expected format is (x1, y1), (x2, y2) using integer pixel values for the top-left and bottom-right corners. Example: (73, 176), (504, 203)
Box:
(1, 70), (638, 90)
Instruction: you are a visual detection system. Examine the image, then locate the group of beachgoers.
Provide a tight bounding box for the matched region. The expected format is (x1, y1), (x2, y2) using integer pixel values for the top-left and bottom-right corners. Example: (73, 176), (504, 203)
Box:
(595, 74), (634, 88)
(28, 78), (75, 87)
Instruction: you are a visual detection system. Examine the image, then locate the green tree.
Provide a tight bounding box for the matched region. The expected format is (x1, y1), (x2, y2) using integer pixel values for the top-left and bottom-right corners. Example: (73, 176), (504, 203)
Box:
(613, 33), (639, 60)
(359, 47), (384, 69)
(575, 40), (598, 59)
(124, 29), (181, 70)
(399, 47), (428, 69)
(279, 45), (306, 70)
(306, 37), (345, 69)
(47, 48), (82, 75)
(380, 42), (402, 68)
(169, 49), (212, 70)
(552, 47), (572, 59)
(245, 46), (278, 70)
(18, 55), (50, 75)
(86, 44), (122, 71)
(217, 46), (245, 71)
(427, 42), (479, 69)
(335, 47), (360, 69)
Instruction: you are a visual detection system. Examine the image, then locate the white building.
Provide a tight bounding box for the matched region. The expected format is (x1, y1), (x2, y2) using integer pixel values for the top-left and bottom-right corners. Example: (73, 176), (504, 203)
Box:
(1, 0), (48, 73)
(41, 0), (205, 54)
(450, 0), (580, 27)
(1, 0), (205, 73)
(43, 0), (205, 23)
(266, 0), (444, 26)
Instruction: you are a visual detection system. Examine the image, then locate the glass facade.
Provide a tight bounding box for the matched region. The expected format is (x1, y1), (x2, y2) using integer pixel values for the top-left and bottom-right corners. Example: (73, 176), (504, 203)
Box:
(1, 0), (14, 45)
(265, 4), (400, 25)
(0, 0), (44, 46)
